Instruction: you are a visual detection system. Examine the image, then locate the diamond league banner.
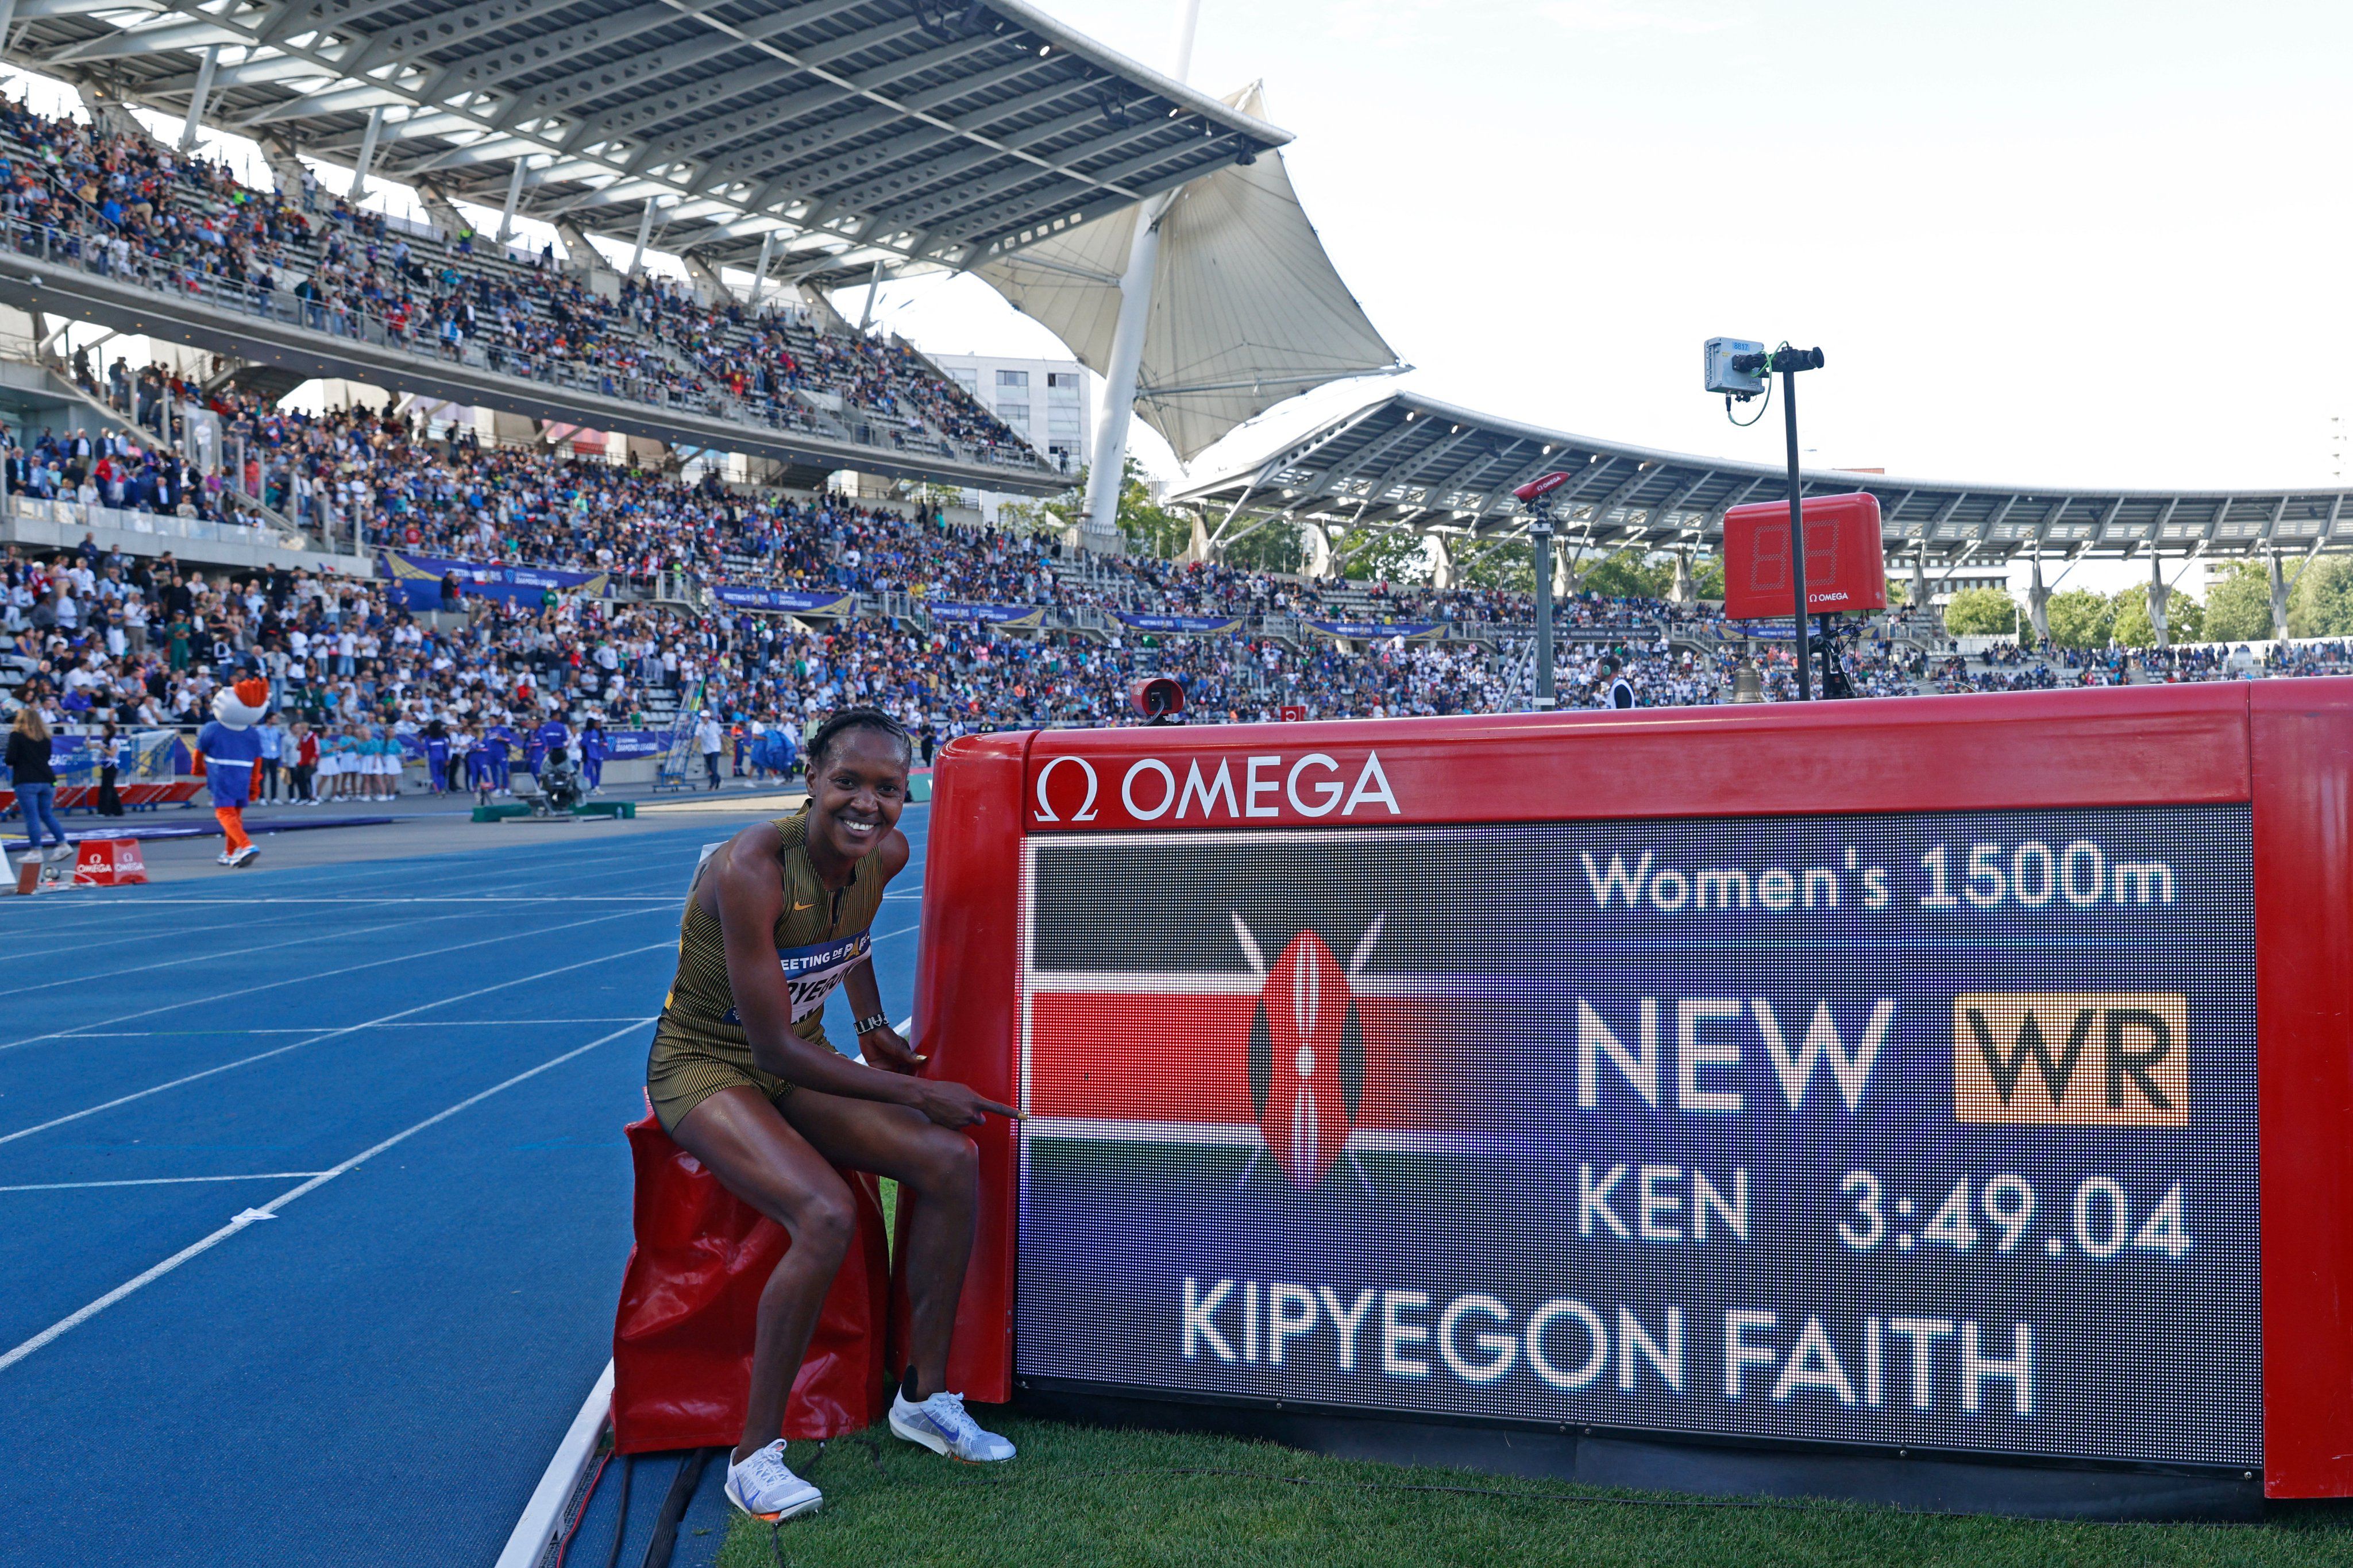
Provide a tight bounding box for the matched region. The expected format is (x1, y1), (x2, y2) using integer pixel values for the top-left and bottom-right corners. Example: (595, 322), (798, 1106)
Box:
(924, 601), (1047, 628)
(711, 585), (855, 616)
(1303, 619), (1444, 641)
(379, 551), (611, 608)
(1113, 612), (1249, 635)
(1013, 806), (2259, 1468)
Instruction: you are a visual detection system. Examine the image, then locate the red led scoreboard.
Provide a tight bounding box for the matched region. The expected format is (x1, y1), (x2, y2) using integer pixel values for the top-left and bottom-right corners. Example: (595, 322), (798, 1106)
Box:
(913, 682), (2353, 1509)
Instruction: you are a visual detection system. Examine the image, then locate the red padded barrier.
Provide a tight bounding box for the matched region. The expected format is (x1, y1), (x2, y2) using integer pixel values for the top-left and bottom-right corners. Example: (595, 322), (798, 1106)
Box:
(610, 1113), (891, 1453)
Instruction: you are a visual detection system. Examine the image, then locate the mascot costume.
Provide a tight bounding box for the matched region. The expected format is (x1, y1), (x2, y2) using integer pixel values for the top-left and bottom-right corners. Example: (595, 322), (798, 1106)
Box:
(198, 677), (269, 868)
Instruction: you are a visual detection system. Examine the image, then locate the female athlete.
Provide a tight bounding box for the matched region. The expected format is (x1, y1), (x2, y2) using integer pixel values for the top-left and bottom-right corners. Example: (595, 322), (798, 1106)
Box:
(646, 709), (1017, 1523)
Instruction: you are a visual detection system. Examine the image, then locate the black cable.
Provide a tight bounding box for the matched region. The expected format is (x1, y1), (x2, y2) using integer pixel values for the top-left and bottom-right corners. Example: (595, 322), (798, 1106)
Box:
(639, 1447), (716, 1568)
(602, 1454), (635, 1568)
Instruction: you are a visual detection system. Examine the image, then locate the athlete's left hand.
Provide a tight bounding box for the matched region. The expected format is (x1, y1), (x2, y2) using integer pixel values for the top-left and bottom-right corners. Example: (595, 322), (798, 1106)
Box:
(859, 1024), (924, 1075)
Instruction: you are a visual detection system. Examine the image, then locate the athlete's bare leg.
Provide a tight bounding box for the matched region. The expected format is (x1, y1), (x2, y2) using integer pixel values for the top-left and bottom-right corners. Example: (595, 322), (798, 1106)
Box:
(781, 1089), (977, 1400)
(671, 1086), (857, 1462)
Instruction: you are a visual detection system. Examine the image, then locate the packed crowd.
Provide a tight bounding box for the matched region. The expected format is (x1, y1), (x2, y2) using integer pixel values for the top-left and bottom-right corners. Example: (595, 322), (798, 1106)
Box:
(16, 520), (2353, 833)
(0, 90), (1041, 470)
(0, 524), (1790, 793)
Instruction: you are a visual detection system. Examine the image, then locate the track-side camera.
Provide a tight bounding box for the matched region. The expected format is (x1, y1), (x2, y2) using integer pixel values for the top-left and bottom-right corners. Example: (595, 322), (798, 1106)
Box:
(1130, 676), (1186, 724)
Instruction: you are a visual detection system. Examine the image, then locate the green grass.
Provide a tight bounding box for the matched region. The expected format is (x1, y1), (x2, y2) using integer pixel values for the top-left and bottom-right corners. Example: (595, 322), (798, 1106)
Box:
(717, 1417), (2353, 1568)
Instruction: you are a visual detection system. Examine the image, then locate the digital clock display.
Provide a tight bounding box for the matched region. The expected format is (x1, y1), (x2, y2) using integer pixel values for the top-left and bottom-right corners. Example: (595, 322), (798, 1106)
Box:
(1013, 805), (2259, 1467)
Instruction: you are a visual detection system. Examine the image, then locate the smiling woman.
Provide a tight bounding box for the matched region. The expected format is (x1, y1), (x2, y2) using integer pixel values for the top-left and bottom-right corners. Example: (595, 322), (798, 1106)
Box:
(641, 707), (1020, 1525)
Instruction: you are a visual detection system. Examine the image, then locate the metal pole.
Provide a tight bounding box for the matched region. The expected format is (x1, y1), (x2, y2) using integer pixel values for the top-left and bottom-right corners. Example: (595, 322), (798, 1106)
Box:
(627, 196), (657, 277)
(1531, 508), (1556, 710)
(495, 157), (527, 245)
(348, 106), (384, 200)
(179, 45), (220, 153)
(855, 256), (883, 334)
(749, 230), (777, 307)
(1783, 364), (1812, 701)
(1078, 0), (1201, 553)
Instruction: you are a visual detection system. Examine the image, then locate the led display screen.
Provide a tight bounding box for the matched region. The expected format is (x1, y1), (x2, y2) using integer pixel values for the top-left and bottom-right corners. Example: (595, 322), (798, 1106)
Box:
(1014, 806), (2259, 1467)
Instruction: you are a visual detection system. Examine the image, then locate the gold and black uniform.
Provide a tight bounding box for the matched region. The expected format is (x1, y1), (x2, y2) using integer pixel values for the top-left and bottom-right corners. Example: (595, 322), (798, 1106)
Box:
(645, 807), (888, 1134)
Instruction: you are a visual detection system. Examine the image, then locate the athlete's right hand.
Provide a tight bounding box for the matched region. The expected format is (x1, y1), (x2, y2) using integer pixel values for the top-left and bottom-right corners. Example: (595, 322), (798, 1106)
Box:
(910, 1079), (1019, 1129)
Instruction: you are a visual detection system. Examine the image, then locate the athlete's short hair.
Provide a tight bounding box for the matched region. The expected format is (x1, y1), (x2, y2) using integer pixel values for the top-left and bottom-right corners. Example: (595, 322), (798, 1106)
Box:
(809, 708), (913, 773)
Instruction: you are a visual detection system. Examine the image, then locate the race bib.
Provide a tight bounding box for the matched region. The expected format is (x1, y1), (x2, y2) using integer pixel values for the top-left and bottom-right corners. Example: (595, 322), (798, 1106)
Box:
(722, 931), (872, 1025)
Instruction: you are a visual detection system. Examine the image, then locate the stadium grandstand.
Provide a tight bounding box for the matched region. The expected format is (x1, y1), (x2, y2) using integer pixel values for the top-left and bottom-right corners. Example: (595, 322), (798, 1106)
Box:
(7, 0), (2353, 1563)
(1175, 388), (2353, 644)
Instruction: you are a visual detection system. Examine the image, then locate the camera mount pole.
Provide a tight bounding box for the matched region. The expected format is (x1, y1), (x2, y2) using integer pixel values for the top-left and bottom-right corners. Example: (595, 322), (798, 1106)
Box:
(1781, 358), (1812, 702)
(1530, 501), (1556, 710)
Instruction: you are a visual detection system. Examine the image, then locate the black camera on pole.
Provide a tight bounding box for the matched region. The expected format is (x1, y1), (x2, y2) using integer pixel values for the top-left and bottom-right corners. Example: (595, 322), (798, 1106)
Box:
(1129, 676), (1187, 725)
(1703, 338), (1831, 699)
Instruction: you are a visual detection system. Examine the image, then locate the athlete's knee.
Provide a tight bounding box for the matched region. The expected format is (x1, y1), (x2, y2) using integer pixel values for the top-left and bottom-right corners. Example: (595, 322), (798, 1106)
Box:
(791, 1185), (857, 1262)
(909, 1127), (978, 1200)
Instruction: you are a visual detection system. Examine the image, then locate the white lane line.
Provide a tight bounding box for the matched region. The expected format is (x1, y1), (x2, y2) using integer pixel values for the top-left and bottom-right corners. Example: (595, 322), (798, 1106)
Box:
(0, 1173), (330, 1193)
(0, 1019), (651, 1375)
(0, 909), (502, 1001)
(0, 901), (389, 963)
(62, 1019), (658, 1037)
(0, 904), (667, 1056)
(0, 944), (668, 1149)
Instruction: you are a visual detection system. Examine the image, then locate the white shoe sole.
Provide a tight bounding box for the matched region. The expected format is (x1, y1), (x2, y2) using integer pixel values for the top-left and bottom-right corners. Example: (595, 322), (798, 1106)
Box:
(889, 1407), (1007, 1463)
(723, 1472), (821, 1524)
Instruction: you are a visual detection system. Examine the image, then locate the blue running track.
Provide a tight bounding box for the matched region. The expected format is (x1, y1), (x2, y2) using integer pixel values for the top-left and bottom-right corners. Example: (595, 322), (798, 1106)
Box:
(0, 805), (930, 1567)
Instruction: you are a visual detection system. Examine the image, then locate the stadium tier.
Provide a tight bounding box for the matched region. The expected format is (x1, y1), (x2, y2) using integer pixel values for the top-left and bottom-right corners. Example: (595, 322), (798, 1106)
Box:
(0, 97), (1064, 491)
(1, 0), (1285, 287)
(1176, 389), (2353, 567)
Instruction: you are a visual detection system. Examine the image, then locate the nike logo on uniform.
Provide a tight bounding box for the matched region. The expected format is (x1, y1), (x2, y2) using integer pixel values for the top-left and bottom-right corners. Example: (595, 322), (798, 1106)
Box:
(792, 900), (815, 912)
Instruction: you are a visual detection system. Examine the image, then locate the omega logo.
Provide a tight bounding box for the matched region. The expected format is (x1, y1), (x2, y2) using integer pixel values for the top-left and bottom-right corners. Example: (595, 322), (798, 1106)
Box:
(1033, 752), (1401, 824)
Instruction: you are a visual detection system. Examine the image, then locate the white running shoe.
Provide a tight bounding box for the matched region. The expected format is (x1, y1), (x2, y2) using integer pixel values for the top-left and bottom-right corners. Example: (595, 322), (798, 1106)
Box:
(215, 851), (234, 866)
(889, 1389), (1016, 1463)
(723, 1440), (822, 1523)
(229, 844), (259, 868)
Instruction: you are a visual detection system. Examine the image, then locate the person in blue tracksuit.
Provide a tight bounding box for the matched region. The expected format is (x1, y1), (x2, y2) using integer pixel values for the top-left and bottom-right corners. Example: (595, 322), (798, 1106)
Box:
(424, 719), (451, 794)
(533, 718), (570, 779)
(466, 728), (494, 799)
(580, 719), (607, 793)
(483, 726), (514, 794)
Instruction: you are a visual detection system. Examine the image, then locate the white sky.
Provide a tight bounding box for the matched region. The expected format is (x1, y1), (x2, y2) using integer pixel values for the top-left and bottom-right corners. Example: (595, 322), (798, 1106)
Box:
(848, 0), (2353, 507)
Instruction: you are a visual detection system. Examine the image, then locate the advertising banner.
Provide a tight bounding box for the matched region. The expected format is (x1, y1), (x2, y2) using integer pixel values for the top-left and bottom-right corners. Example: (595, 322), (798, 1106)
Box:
(380, 551), (610, 609)
(603, 729), (666, 760)
(1305, 619), (1442, 642)
(926, 602), (1047, 629)
(1114, 612), (1249, 636)
(713, 585), (854, 616)
(1015, 805), (2258, 1468)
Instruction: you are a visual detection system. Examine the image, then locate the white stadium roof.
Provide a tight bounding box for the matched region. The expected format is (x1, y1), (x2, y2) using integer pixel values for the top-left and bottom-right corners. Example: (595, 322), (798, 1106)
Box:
(15, 0), (1289, 285)
(1174, 389), (2353, 566)
(976, 82), (1401, 464)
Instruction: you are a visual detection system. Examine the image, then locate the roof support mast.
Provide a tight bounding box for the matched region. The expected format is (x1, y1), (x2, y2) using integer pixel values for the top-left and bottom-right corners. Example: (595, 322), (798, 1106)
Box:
(1079, 0), (1201, 553)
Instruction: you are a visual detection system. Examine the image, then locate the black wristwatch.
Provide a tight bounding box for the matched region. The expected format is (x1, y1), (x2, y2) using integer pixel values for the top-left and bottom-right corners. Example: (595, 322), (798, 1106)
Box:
(854, 1012), (892, 1037)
